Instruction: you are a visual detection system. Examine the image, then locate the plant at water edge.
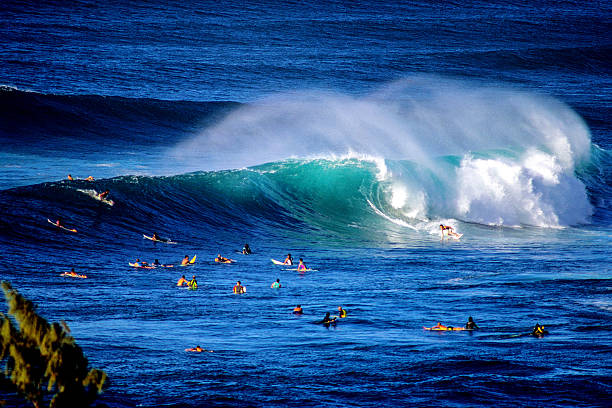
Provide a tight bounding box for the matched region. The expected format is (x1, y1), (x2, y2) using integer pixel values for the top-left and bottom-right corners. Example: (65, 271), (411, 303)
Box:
(0, 281), (107, 408)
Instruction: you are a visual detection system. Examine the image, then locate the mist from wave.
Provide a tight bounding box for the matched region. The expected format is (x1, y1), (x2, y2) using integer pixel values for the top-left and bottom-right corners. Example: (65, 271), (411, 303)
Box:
(173, 77), (595, 227)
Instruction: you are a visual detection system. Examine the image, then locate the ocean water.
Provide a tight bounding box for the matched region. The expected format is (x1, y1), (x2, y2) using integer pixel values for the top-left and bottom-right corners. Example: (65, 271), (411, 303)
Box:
(1, 1), (611, 407)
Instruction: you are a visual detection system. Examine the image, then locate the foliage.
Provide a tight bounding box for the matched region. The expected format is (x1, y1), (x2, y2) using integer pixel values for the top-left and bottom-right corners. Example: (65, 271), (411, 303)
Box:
(0, 282), (107, 408)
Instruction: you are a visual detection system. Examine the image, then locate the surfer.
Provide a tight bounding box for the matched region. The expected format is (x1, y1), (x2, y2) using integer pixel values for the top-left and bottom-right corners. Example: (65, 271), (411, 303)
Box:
(185, 345), (212, 352)
(271, 278), (281, 289)
(152, 259), (161, 267)
(439, 224), (461, 239)
(98, 190), (110, 199)
(55, 219), (62, 227)
(283, 253), (293, 265)
(85, 176), (95, 181)
(67, 174), (73, 181)
(215, 254), (233, 263)
(465, 316), (479, 330)
(322, 312), (336, 324)
(242, 243), (252, 254)
(177, 275), (188, 286)
(337, 306), (347, 318)
(133, 258), (148, 267)
(181, 255), (190, 266)
(233, 281), (245, 294)
(297, 258), (307, 271)
(188, 275), (198, 289)
(531, 323), (548, 337)
(432, 322), (448, 330)
(152, 232), (162, 241)
(293, 305), (303, 314)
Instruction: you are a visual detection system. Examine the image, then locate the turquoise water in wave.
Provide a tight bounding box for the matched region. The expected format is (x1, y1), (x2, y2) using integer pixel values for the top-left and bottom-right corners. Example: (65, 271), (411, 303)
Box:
(1, 1), (611, 407)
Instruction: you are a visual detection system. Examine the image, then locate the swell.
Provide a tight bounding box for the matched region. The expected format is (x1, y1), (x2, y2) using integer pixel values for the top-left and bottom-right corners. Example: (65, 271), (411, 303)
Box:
(0, 153), (610, 252)
(0, 86), (239, 152)
(0, 78), (610, 235)
(0, 160), (381, 249)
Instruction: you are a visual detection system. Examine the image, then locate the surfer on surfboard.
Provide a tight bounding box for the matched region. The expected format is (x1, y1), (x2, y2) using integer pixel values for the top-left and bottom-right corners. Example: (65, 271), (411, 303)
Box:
(440, 224), (461, 239)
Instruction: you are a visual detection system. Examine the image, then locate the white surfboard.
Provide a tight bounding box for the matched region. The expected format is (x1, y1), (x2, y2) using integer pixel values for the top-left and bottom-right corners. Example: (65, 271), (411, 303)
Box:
(143, 234), (177, 244)
(77, 189), (114, 206)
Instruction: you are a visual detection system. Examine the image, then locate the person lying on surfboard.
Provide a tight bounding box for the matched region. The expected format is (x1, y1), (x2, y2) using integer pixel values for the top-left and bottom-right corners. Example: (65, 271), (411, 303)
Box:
(439, 224), (461, 239)
(132, 258), (149, 267)
(98, 190), (110, 199)
(215, 254), (234, 263)
(185, 345), (213, 352)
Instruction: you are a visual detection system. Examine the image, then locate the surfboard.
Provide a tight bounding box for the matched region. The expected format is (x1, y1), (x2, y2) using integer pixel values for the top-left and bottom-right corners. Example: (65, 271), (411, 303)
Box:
(271, 258), (287, 265)
(60, 272), (87, 278)
(423, 326), (471, 331)
(179, 255), (197, 266)
(128, 262), (155, 269)
(77, 189), (114, 206)
(143, 234), (177, 244)
(215, 258), (235, 263)
(47, 218), (77, 233)
(316, 318), (337, 325)
(284, 268), (318, 272)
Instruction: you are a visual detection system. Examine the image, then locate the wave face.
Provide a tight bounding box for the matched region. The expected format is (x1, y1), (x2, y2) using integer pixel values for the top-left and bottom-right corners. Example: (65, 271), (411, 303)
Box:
(1, 78), (610, 235)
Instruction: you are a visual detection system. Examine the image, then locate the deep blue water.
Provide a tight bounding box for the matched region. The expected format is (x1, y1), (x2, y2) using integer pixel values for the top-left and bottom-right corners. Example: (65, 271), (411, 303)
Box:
(1, 1), (611, 407)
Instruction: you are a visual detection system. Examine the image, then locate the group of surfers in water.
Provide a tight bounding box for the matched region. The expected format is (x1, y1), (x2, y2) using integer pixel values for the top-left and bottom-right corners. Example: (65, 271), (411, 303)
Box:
(177, 275), (198, 289)
(291, 305), (347, 324)
(67, 174), (95, 182)
(279, 253), (309, 271)
(428, 317), (549, 337)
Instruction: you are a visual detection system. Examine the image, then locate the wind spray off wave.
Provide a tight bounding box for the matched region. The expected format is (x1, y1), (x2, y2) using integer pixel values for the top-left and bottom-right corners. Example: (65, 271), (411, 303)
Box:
(174, 77), (594, 227)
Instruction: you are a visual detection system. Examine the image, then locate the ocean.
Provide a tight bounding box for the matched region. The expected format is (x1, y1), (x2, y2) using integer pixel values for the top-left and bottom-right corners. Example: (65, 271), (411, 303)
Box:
(0, 1), (611, 407)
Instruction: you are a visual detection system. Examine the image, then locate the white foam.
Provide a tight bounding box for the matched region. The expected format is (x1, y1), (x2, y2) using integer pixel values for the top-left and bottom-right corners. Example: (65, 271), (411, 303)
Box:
(172, 76), (594, 227)
(454, 150), (591, 227)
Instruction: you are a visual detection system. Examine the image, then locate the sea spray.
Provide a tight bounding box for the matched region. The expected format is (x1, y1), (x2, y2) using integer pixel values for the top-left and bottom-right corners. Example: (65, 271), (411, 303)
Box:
(173, 77), (593, 227)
